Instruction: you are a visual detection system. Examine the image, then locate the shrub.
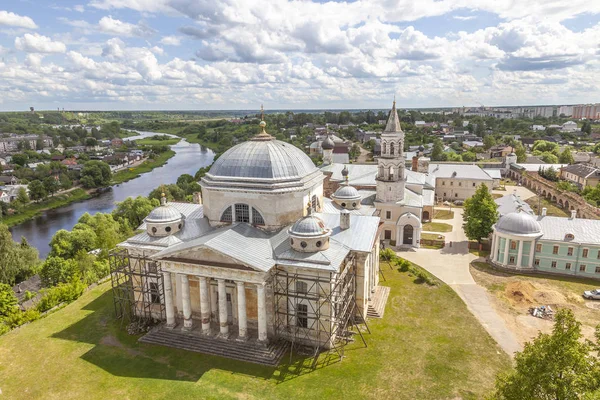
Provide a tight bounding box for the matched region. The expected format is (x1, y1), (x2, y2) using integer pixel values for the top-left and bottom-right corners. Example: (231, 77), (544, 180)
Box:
(3, 308), (41, 329)
(36, 281), (86, 313)
(394, 257), (411, 272)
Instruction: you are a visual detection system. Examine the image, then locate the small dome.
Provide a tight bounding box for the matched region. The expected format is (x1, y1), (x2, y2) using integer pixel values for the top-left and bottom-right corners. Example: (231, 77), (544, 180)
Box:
(289, 215), (329, 237)
(146, 204), (184, 224)
(321, 135), (335, 150)
(495, 212), (542, 235)
(332, 184), (360, 200)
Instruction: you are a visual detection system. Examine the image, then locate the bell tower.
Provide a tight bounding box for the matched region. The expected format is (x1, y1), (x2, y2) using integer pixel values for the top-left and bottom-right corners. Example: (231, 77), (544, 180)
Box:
(376, 99), (405, 203)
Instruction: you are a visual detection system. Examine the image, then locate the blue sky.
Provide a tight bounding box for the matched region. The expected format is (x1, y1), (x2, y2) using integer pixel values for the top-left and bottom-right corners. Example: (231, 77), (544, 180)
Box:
(0, 0), (599, 111)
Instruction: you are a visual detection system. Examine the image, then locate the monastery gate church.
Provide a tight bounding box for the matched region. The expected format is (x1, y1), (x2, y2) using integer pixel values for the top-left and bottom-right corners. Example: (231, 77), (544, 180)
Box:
(109, 104), (420, 365)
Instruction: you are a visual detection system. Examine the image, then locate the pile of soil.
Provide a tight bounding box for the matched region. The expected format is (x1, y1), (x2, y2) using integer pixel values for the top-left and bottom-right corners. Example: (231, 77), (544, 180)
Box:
(505, 281), (536, 305)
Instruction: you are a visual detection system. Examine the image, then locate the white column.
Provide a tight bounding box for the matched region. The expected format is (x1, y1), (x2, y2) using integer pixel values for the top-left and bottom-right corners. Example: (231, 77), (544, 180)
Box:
(503, 237), (510, 266)
(210, 284), (218, 319)
(163, 271), (176, 328)
(218, 279), (229, 337)
(398, 226), (403, 245)
(528, 240), (536, 267)
(257, 283), (268, 342)
(491, 234), (499, 262)
(199, 277), (211, 335)
(180, 274), (193, 330)
(516, 240), (523, 267)
(236, 281), (247, 340)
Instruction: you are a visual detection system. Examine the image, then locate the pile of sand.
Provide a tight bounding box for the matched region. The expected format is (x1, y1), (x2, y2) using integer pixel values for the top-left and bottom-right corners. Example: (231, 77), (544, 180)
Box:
(505, 281), (536, 305)
(533, 289), (567, 305)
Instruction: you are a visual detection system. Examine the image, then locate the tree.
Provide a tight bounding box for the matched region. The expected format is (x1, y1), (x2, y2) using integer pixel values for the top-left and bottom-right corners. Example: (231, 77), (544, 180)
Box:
(49, 227), (97, 259)
(582, 121), (592, 135)
(112, 196), (159, 229)
(28, 180), (47, 202)
(80, 160), (112, 188)
(0, 224), (39, 285)
(149, 184), (186, 202)
(491, 309), (600, 400)
(559, 148), (574, 164)
(514, 144), (527, 163)
(349, 143), (361, 160)
(462, 151), (477, 162)
(462, 184), (498, 243)
(40, 256), (79, 287)
(11, 153), (28, 167)
(483, 135), (496, 150)
(16, 187), (29, 204)
(532, 140), (559, 155)
(539, 152), (559, 164)
(43, 176), (60, 197)
(431, 139), (444, 161)
(0, 283), (18, 318)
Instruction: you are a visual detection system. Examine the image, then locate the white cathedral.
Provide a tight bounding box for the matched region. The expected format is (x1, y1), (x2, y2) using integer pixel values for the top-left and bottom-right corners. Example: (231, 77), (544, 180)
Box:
(112, 101), (432, 364)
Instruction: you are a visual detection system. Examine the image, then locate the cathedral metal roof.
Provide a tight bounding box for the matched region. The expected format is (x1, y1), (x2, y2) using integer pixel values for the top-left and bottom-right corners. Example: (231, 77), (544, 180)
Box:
(207, 139), (317, 181)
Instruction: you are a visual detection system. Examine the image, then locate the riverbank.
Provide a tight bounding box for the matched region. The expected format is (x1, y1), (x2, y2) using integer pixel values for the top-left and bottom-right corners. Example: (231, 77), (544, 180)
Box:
(111, 149), (176, 185)
(2, 188), (92, 228)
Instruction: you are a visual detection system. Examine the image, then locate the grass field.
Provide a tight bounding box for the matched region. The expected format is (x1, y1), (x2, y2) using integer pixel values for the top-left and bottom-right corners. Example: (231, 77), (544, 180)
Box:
(432, 209), (454, 220)
(422, 222), (453, 232)
(112, 150), (176, 185)
(0, 188), (91, 227)
(134, 138), (181, 146)
(0, 265), (511, 400)
(525, 196), (569, 217)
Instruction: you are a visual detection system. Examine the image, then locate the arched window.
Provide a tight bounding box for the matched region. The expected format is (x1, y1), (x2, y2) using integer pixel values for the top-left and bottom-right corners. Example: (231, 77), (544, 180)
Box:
(235, 204), (250, 223)
(220, 206), (232, 222)
(389, 165), (394, 180)
(296, 280), (308, 294)
(382, 142), (387, 154)
(390, 142), (395, 156)
(252, 207), (264, 225)
(378, 165), (384, 177)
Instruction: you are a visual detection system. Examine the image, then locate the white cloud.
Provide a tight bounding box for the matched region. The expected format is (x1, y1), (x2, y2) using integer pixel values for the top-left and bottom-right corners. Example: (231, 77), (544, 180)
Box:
(15, 33), (67, 53)
(98, 16), (155, 37)
(159, 35), (182, 46)
(0, 10), (37, 29)
(74, 5), (85, 13)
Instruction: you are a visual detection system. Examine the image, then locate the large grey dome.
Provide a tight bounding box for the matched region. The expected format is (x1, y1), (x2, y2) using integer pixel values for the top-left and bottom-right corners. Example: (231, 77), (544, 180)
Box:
(495, 212), (542, 235)
(332, 184), (361, 200)
(208, 139), (318, 181)
(146, 205), (184, 224)
(289, 215), (329, 237)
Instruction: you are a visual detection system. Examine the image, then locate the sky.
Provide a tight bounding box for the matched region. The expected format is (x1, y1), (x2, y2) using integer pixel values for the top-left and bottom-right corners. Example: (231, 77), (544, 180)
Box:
(0, 0), (599, 111)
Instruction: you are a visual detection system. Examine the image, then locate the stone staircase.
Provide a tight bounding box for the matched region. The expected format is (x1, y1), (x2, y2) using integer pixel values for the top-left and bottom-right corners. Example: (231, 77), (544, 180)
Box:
(367, 285), (390, 319)
(139, 327), (287, 366)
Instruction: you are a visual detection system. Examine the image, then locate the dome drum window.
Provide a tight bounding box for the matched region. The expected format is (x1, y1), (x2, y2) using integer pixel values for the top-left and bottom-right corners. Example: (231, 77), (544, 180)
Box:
(220, 203), (266, 226)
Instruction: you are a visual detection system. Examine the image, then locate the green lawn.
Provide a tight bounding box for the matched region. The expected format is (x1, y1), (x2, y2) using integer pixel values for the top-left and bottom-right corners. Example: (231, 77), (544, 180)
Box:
(0, 267), (511, 400)
(134, 138), (181, 146)
(432, 209), (454, 220)
(0, 188), (91, 227)
(422, 222), (453, 232)
(112, 150), (176, 184)
(525, 196), (569, 218)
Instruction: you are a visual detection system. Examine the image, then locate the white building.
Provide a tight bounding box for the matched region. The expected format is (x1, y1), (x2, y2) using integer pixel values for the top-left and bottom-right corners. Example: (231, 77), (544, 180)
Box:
(428, 163), (494, 201)
(561, 121), (578, 132)
(113, 118), (384, 365)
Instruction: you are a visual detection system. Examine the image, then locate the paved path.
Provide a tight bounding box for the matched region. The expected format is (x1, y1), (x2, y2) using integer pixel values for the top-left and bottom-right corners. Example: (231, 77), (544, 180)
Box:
(493, 185), (536, 200)
(399, 207), (523, 356)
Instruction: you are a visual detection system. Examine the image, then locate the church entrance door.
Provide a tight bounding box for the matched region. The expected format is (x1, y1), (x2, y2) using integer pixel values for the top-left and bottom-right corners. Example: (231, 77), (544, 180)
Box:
(403, 225), (413, 245)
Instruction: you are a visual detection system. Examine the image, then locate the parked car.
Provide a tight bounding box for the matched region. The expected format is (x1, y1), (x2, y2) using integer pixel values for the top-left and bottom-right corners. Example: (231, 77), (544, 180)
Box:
(453, 200), (464, 206)
(583, 289), (600, 300)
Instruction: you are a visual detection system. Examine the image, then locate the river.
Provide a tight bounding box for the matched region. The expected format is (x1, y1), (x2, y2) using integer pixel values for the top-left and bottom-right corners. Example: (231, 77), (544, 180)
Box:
(9, 131), (215, 258)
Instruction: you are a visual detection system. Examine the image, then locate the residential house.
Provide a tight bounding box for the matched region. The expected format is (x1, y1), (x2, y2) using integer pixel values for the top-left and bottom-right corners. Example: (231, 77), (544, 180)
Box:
(489, 145), (514, 158)
(560, 164), (600, 189)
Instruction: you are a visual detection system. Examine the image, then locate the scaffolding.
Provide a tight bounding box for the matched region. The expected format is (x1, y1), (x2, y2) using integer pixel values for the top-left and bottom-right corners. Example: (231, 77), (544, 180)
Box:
(109, 248), (165, 327)
(273, 255), (369, 367)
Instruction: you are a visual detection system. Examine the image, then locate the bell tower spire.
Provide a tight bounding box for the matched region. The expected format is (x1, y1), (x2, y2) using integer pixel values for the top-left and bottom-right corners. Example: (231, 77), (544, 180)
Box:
(376, 99), (405, 203)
